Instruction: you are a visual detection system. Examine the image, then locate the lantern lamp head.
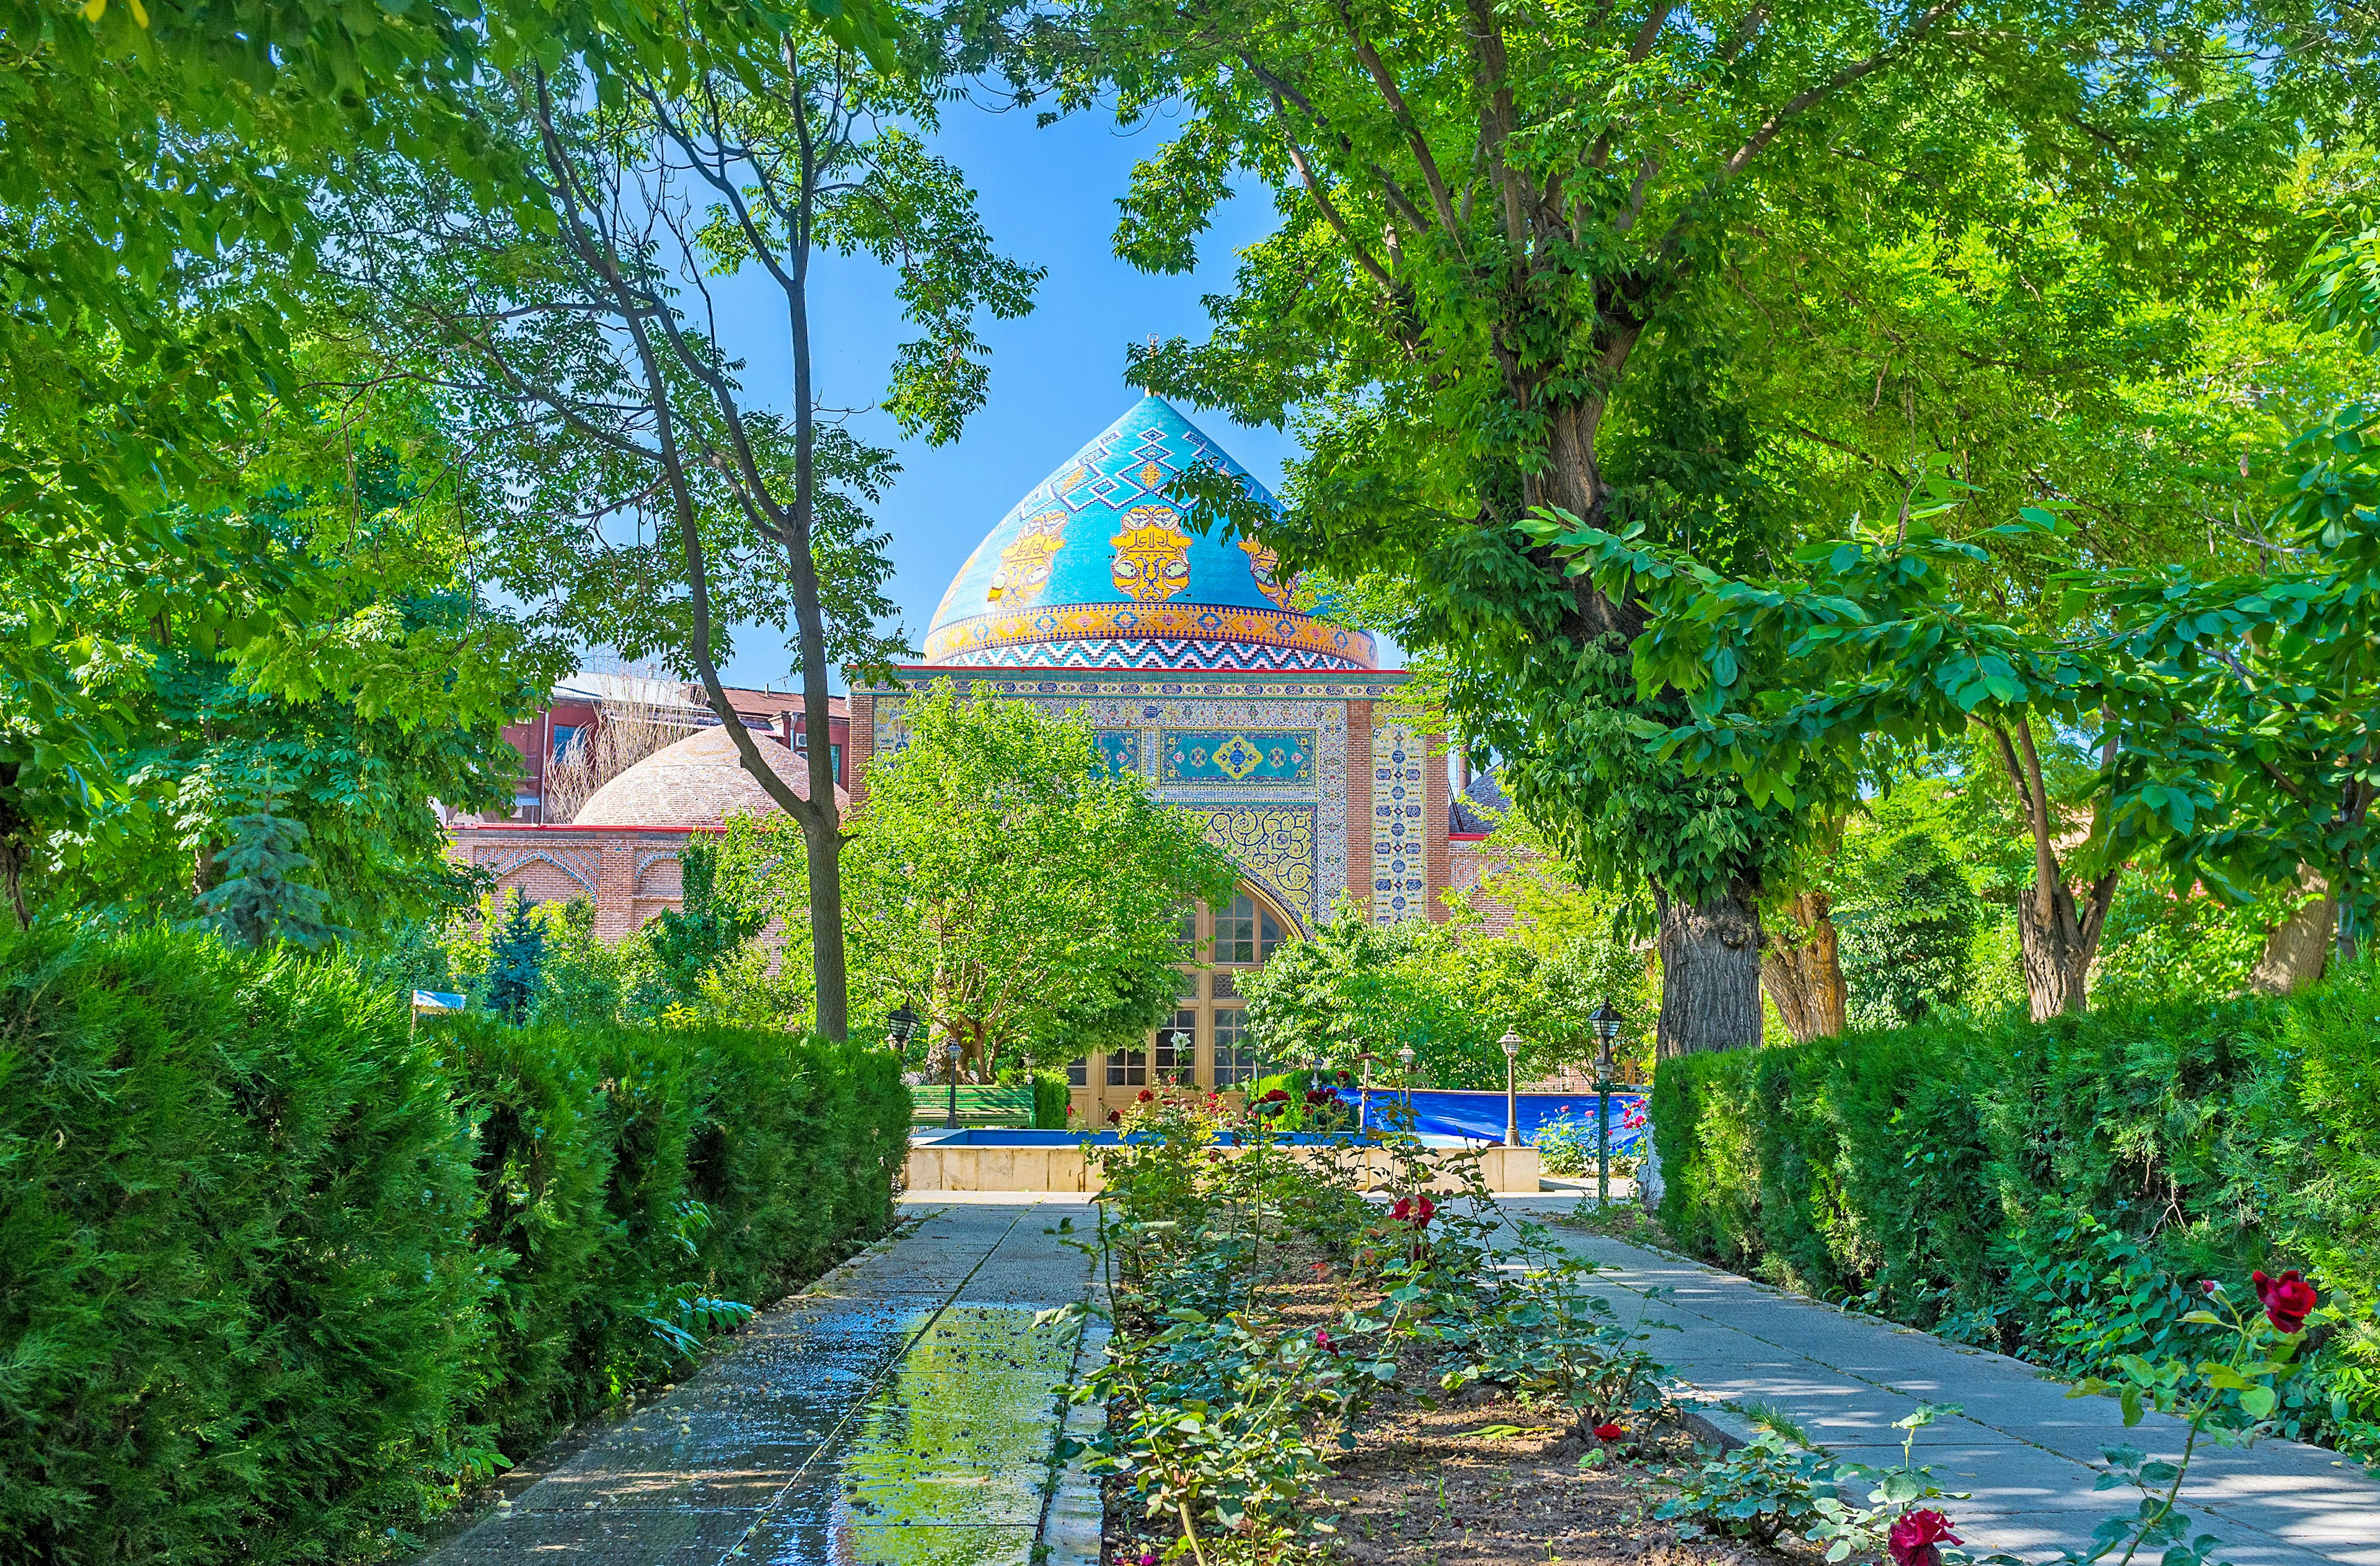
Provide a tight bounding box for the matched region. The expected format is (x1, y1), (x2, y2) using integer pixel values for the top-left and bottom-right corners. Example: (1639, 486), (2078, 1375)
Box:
(887, 1002), (920, 1048)
(1591, 1002), (1623, 1042)
(1499, 1029), (1523, 1059)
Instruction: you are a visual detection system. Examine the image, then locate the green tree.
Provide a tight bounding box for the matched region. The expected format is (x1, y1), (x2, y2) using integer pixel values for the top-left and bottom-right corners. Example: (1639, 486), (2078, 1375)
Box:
(1525, 324), (2380, 1015)
(1, 0), (863, 914)
(1831, 813), (1980, 1030)
(840, 684), (1237, 1081)
(1240, 900), (1655, 1087)
(985, 0), (2362, 1052)
(3, 381), (560, 931)
(187, 792), (345, 952)
(330, 2), (1037, 1038)
(485, 891), (547, 1022)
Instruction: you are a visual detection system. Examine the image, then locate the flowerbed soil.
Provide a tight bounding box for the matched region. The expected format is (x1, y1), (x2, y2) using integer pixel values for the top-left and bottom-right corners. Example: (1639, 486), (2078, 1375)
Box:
(1098, 1242), (1812, 1566)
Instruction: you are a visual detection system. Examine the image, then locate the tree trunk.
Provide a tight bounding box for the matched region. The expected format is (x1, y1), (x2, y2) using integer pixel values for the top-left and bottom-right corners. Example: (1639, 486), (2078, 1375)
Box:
(2016, 869), (2120, 1021)
(2250, 870), (2334, 996)
(1760, 890), (1846, 1042)
(0, 767), (29, 931)
(1654, 883), (1765, 1056)
(781, 111), (849, 1043)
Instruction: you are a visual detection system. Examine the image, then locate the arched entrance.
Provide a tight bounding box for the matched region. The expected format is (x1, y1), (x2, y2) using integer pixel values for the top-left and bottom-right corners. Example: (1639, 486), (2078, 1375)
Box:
(1070, 882), (1299, 1120)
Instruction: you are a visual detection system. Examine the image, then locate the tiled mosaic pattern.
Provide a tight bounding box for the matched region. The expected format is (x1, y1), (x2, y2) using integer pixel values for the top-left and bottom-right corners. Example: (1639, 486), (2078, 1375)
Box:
(1160, 730), (1315, 785)
(1371, 717), (1429, 922)
(873, 679), (1358, 929)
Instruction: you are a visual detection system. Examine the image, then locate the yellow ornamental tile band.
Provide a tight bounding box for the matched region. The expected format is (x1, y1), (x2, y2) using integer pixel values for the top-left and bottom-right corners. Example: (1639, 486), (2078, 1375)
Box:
(919, 604), (1378, 666)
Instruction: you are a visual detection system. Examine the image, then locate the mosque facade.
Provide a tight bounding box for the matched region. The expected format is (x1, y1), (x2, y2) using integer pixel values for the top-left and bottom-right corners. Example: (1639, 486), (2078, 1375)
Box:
(451, 396), (1494, 1121)
(846, 396), (1460, 1119)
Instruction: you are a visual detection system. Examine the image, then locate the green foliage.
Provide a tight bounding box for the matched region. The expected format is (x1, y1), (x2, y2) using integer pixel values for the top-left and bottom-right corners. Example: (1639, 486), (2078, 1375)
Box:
(646, 836), (765, 1006)
(1829, 809), (1979, 1030)
(995, 0), (2361, 1043)
(842, 683), (1238, 1076)
(1238, 898), (1654, 1088)
(1650, 964), (2380, 1458)
(1653, 1433), (1833, 1546)
(0, 924), (906, 1563)
(1075, 1101), (1672, 1557)
(439, 1013), (908, 1447)
(2, 405), (559, 932)
(0, 926), (488, 1564)
(187, 790), (345, 952)
(1031, 1069), (1073, 1130)
(1657, 1404), (1973, 1558)
(483, 890), (547, 1024)
(2088, 874), (2274, 1009)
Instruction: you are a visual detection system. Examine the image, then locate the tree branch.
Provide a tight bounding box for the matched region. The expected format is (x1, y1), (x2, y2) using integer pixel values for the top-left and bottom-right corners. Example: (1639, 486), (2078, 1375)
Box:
(1332, 0), (1462, 237)
(1661, 0), (1960, 259)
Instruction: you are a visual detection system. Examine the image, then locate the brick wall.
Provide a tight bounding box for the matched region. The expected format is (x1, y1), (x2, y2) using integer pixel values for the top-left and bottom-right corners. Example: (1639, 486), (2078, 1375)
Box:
(447, 823), (699, 939)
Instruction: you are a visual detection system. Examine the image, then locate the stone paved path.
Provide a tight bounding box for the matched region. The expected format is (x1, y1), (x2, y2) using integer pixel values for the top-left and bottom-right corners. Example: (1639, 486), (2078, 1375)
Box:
(419, 1198), (1096, 1566)
(1493, 1197), (2380, 1565)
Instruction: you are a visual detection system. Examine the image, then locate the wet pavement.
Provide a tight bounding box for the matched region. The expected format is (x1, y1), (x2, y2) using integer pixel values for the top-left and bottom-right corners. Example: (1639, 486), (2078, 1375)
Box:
(418, 1198), (1098, 1566)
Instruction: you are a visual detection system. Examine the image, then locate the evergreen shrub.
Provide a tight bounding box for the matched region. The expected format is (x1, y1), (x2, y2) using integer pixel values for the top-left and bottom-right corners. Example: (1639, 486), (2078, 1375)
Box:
(0, 926), (907, 1565)
(1031, 1068), (1072, 1128)
(1651, 965), (2380, 1456)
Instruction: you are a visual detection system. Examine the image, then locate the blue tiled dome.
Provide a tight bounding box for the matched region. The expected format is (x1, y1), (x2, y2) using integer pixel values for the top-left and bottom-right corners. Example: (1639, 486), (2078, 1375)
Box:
(920, 396), (1377, 673)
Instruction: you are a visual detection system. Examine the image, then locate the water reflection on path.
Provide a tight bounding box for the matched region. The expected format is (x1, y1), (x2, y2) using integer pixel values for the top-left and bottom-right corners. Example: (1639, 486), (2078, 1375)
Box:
(416, 1199), (1095, 1566)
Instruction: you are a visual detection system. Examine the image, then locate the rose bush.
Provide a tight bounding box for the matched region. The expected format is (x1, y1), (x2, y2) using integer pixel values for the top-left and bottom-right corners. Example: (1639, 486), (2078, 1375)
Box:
(1064, 1102), (1678, 1562)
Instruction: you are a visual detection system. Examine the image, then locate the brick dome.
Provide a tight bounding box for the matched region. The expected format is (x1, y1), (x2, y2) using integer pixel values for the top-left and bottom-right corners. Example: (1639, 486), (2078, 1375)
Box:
(571, 725), (850, 826)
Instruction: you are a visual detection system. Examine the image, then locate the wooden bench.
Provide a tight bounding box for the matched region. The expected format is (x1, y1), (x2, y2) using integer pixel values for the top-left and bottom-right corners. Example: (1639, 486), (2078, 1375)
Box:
(910, 1084), (1037, 1130)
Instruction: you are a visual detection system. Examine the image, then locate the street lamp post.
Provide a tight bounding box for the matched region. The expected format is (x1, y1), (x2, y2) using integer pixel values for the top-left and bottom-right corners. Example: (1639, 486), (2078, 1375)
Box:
(1498, 1029), (1523, 1148)
(1590, 1002), (1623, 1206)
(942, 1038), (964, 1131)
(1355, 1051), (1377, 1135)
(1396, 1044), (1416, 1128)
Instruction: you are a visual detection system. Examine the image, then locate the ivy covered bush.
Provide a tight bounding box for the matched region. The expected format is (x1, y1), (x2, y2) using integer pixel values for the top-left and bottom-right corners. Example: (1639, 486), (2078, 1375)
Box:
(0, 925), (907, 1565)
(1651, 963), (2380, 1457)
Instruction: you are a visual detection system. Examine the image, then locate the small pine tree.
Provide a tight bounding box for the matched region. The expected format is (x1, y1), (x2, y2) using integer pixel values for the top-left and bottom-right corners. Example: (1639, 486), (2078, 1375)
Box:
(192, 795), (343, 951)
(485, 890), (547, 1022)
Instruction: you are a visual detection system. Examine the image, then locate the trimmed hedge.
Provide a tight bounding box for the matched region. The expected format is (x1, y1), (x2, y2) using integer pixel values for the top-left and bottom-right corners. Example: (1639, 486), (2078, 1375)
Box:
(1651, 963), (2380, 1456)
(0, 926), (908, 1565)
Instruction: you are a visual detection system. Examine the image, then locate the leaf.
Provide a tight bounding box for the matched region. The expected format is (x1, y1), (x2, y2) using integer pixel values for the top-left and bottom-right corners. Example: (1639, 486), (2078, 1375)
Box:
(2239, 1386), (2276, 1420)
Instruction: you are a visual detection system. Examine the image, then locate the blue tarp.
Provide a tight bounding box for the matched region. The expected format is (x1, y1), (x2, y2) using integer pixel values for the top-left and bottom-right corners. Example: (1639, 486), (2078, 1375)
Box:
(1355, 1088), (1649, 1151)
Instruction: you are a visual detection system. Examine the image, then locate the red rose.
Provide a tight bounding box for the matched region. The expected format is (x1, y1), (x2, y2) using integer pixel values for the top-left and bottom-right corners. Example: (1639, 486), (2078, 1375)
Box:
(1137, 1089), (1155, 1103)
(1887, 1509), (1960, 1566)
(2252, 1269), (2318, 1334)
(1388, 1195), (1437, 1228)
(1593, 1422), (1624, 1441)
(1262, 1088), (1290, 1103)
(1065, 1102), (1075, 1117)
(1315, 1328), (1335, 1351)
(1106, 1109), (1121, 1125)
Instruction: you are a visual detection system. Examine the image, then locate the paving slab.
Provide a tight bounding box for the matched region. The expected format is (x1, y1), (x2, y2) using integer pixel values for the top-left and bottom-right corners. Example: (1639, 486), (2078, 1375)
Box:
(1492, 1197), (2380, 1565)
(418, 1198), (1093, 1566)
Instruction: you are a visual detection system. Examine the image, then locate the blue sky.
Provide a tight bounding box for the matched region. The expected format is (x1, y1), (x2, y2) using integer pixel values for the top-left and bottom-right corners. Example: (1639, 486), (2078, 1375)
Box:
(703, 98), (1362, 691)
